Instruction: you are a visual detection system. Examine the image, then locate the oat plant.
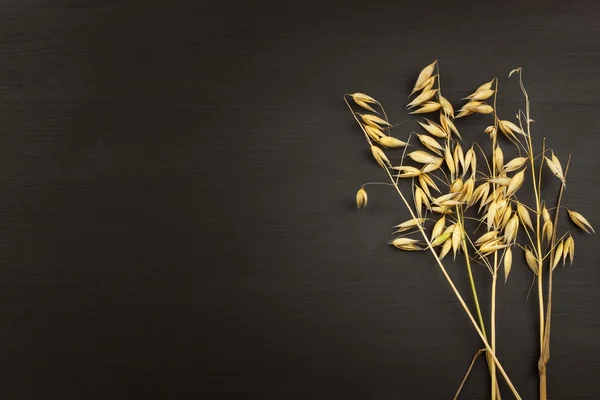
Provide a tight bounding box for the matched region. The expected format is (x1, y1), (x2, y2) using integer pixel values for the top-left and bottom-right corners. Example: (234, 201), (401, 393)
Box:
(345, 61), (593, 400)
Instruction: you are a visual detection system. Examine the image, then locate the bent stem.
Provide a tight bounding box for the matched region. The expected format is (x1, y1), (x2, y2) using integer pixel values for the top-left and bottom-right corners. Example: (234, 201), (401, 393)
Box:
(454, 348), (486, 400)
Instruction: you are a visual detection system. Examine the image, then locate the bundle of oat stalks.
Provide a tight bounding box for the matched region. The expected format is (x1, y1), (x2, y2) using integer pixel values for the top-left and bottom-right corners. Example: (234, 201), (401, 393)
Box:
(346, 62), (594, 400)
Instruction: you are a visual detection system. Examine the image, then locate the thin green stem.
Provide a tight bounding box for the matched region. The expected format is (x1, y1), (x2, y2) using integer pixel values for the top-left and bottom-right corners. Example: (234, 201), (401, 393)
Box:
(463, 240), (487, 336)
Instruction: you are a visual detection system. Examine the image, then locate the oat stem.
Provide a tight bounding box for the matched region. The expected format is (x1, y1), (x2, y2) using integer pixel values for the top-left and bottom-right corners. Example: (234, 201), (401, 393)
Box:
(491, 252), (498, 400)
(459, 208), (501, 399)
(381, 166), (521, 400)
(539, 155), (571, 400)
(490, 79), (500, 400)
(454, 349), (486, 400)
(515, 68), (551, 400)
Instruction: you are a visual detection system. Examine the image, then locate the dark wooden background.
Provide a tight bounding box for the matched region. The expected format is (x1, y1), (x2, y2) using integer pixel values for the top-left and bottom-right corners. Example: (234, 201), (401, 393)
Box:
(0, 0), (599, 399)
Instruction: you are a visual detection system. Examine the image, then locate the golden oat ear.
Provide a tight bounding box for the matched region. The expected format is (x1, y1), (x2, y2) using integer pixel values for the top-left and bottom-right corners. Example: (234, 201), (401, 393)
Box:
(407, 89), (437, 109)
(355, 188), (367, 209)
(409, 102), (441, 115)
(567, 210), (595, 234)
(411, 61), (437, 94)
(504, 247), (513, 282)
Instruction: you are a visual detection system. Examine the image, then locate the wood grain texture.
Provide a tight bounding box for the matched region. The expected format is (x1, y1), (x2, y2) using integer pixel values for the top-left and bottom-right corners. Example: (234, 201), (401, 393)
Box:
(0, 0), (599, 398)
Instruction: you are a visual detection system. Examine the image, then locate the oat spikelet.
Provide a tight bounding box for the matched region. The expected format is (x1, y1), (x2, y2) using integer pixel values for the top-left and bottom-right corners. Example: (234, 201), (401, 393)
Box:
(371, 146), (391, 169)
(432, 192), (458, 205)
(473, 183), (490, 209)
(454, 144), (465, 175)
(431, 216), (446, 241)
(417, 134), (443, 155)
(393, 217), (427, 233)
(351, 93), (377, 104)
(552, 241), (564, 271)
(517, 202), (534, 231)
(393, 165), (422, 178)
(470, 152), (477, 178)
(423, 75), (437, 92)
(410, 102), (441, 114)
(417, 180), (430, 201)
(361, 114), (392, 128)
(407, 89), (438, 108)
(542, 206), (551, 223)
(500, 203), (513, 229)
(462, 178), (475, 205)
(440, 114), (461, 139)
(391, 237), (422, 251)
(506, 170), (525, 197)
(355, 100), (377, 113)
(486, 201), (497, 230)
(568, 210), (595, 233)
(485, 125), (497, 140)
(414, 186), (431, 212)
(499, 120), (525, 137)
(418, 120), (447, 138)
(422, 160), (442, 174)
(412, 61), (437, 93)
(489, 177), (512, 186)
(494, 146), (504, 173)
(504, 157), (528, 173)
(430, 230), (452, 247)
(464, 148), (475, 176)
(419, 174), (440, 198)
(460, 100), (481, 110)
(475, 230), (498, 245)
(439, 95), (454, 117)
(450, 178), (464, 194)
(545, 155), (566, 185)
(356, 187), (368, 208)
(351, 93), (378, 113)
(467, 89), (495, 101)
(365, 125), (385, 141)
(551, 151), (564, 175)
(378, 136), (408, 148)
(473, 104), (494, 114)
(525, 247), (539, 275)
(504, 247), (513, 282)
(445, 145), (455, 176)
(480, 239), (508, 254)
(542, 220), (553, 242)
(419, 173), (440, 193)
(439, 238), (452, 259)
(475, 79), (494, 93)
(414, 187), (424, 215)
(504, 213), (519, 243)
(565, 236), (575, 265)
(408, 150), (440, 164)
(451, 227), (462, 259)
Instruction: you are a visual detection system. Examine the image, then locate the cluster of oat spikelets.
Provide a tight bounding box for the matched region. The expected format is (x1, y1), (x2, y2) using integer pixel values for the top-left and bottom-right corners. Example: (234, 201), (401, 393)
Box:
(348, 61), (593, 281)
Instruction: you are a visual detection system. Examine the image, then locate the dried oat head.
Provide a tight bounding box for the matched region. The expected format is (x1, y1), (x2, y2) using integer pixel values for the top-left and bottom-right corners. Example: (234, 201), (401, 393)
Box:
(356, 187), (368, 208)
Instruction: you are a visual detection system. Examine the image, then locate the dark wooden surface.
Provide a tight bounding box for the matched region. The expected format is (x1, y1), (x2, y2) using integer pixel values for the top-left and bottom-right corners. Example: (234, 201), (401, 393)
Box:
(1, 0), (599, 399)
